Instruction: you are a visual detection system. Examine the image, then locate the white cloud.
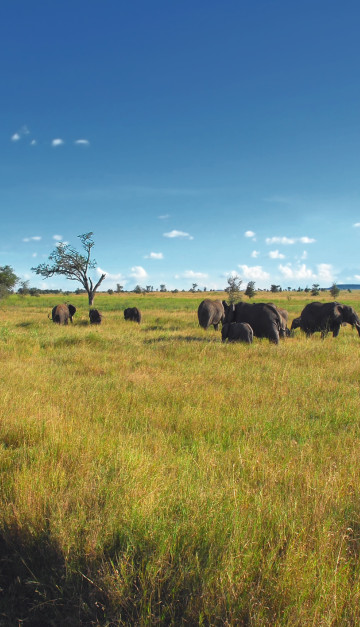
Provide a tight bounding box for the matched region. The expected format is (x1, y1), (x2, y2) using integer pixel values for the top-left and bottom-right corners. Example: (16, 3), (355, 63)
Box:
(245, 230), (255, 238)
(176, 270), (208, 279)
(51, 138), (64, 147)
(163, 230), (194, 240)
(316, 264), (334, 283)
(266, 236), (315, 245)
(266, 236), (296, 245)
(23, 236), (42, 242)
(11, 133), (20, 141)
(278, 264), (315, 280)
(145, 252), (163, 259)
(74, 139), (90, 146)
(301, 250), (308, 260)
(53, 234), (63, 241)
(30, 140), (37, 146)
(251, 250), (259, 258)
(158, 214), (170, 219)
(355, 275), (360, 280)
(131, 266), (148, 279)
(97, 267), (124, 281)
(353, 223), (360, 228)
(269, 250), (285, 259)
(238, 265), (270, 280)
(32, 253), (37, 258)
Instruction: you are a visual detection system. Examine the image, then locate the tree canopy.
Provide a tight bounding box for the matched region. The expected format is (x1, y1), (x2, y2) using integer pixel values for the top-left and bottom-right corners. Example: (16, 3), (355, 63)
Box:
(31, 232), (106, 305)
(0, 265), (18, 299)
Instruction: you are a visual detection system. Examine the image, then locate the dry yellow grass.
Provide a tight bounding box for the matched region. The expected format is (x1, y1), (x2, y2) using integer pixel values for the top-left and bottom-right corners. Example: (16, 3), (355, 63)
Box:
(1, 291), (360, 624)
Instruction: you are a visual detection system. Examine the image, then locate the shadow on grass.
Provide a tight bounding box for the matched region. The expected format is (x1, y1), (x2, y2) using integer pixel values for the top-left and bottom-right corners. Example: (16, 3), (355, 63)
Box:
(0, 527), (107, 626)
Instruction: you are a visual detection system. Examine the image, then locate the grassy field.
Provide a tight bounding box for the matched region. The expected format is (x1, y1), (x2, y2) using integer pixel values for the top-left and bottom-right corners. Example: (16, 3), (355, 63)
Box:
(1, 291), (360, 625)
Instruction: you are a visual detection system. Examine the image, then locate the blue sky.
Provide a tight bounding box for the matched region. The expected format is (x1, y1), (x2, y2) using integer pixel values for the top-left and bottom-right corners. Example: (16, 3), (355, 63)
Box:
(2, 0), (360, 291)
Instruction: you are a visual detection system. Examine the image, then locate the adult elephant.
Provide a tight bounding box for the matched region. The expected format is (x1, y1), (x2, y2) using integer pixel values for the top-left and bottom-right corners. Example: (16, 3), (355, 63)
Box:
(270, 304), (290, 338)
(51, 304), (76, 325)
(124, 307), (141, 323)
(223, 301), (282, 344)
(298, 301), (360, 339)
(198, 299), (224, 330)
(222, 322), (253, 344)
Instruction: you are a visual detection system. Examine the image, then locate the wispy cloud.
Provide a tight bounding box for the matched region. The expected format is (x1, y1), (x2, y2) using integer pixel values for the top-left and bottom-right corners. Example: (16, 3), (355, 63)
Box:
(131, 266), (148, 280)
(266, 236), (316, 245)
(145, 252), (163, 259)
(353, 223), (360, 228)
(278, 262), (332, 282)
(269, 250), (285, 259)
(11, 125), (30, 142)
(51, 138), (64, 147)
(53, 234), (63, 241)
(97, 267), (123, 281)
(74, 139), (90, 146)
(238, 265), (270, 280)
(163, 230), (194, 240)
(23, 236), (42, 242)
(245, 230), (255, 238)
(251, 250), (259, 258)
(158, 214), (170, 219)
(175, 270), (208, 279)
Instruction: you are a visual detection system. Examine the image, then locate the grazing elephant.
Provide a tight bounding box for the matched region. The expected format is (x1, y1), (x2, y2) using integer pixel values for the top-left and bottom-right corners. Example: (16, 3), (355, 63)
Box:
(291, 317), (302, 331)
(270, 305), (290, 338)
(198, 299), (225, 330)
(222, 322), (253, 344)
(51, 304), (76, 325)
(89, 309), (102, 324)
(223, 301), (282, 344)
(298, 301), (360, 339)
(124, 307), (142, 323)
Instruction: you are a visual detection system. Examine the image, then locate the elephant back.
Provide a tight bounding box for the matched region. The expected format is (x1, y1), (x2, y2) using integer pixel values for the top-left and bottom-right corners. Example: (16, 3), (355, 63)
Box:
(198, 299), (224, 329)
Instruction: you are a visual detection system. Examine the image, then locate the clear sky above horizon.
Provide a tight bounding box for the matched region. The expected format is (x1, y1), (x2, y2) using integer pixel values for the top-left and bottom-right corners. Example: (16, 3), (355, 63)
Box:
(2, 0), (360, 291)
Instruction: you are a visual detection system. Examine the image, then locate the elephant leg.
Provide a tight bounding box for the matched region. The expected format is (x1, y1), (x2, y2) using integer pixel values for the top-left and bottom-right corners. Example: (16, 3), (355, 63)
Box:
(214, 322), (219, 331)
(332, 324), (341, 338)
(268, 325), (279, 344)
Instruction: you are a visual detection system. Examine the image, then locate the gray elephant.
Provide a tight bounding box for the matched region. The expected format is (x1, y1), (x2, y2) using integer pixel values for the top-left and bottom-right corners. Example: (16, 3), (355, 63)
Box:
(198, 299), (225, 330)
(298, 301), (360, 339)
(222, 322), (253, 344)
(51, 304), (76, 325)
(124, 307), (142, 323)
(223, 301), (282, 344)
(270, 304), (290, 338)
(89, 309), (102, 324)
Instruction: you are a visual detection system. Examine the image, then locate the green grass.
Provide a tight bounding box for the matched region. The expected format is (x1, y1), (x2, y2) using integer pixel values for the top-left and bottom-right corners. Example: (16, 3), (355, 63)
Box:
(1, 292), (360, 625)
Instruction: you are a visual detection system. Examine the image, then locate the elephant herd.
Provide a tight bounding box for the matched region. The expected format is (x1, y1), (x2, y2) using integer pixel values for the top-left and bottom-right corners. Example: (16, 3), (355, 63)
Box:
(197, 298), (360, 344)
(50, 299), (360, 344)
(50, 304), (141, 325)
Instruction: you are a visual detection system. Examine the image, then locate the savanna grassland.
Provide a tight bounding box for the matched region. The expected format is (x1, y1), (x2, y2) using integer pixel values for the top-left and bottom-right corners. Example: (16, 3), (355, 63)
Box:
(1, 291), (360, 626)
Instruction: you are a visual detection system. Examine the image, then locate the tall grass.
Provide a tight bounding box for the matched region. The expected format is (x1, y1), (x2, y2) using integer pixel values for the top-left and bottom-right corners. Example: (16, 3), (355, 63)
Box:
(1, 292), (360, 625)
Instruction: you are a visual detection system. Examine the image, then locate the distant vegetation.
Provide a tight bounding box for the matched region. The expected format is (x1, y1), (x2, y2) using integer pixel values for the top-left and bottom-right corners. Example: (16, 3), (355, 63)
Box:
(1, 291), (360, 624)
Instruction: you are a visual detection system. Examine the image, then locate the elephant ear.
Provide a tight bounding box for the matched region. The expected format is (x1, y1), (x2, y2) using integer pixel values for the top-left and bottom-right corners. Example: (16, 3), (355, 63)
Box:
(68, 304), (76, 316)
(334, 304), (344, 320)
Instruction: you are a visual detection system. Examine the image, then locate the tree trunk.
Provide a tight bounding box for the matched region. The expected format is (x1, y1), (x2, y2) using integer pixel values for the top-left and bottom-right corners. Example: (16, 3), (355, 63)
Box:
(88, 291), (94, 306)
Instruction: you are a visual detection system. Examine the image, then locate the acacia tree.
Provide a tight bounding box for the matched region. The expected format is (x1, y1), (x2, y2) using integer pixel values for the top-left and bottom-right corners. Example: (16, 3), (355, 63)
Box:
(0, 265), (18, 299)
(31, 232), (106, 305)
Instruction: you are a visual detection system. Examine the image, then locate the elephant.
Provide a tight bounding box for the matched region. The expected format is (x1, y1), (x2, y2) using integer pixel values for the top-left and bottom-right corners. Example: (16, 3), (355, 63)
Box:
(221, 322), (253, 344)
(269, 304), (290, 338)
(298, 301), (360, 339)
(51, 304), (76, 325)
(89, 309), (102, 324)
(223, 301), (282, 344)
(124, 307), (142, 323)
(291, 317), (302, 331)
(197, 299), (225, 330)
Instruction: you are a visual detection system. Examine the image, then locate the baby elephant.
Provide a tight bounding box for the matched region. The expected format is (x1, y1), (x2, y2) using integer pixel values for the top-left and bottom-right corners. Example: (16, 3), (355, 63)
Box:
(222, 322), (253, 344)
(124, 307), (142, 324)
(89, 309), (102, 324)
